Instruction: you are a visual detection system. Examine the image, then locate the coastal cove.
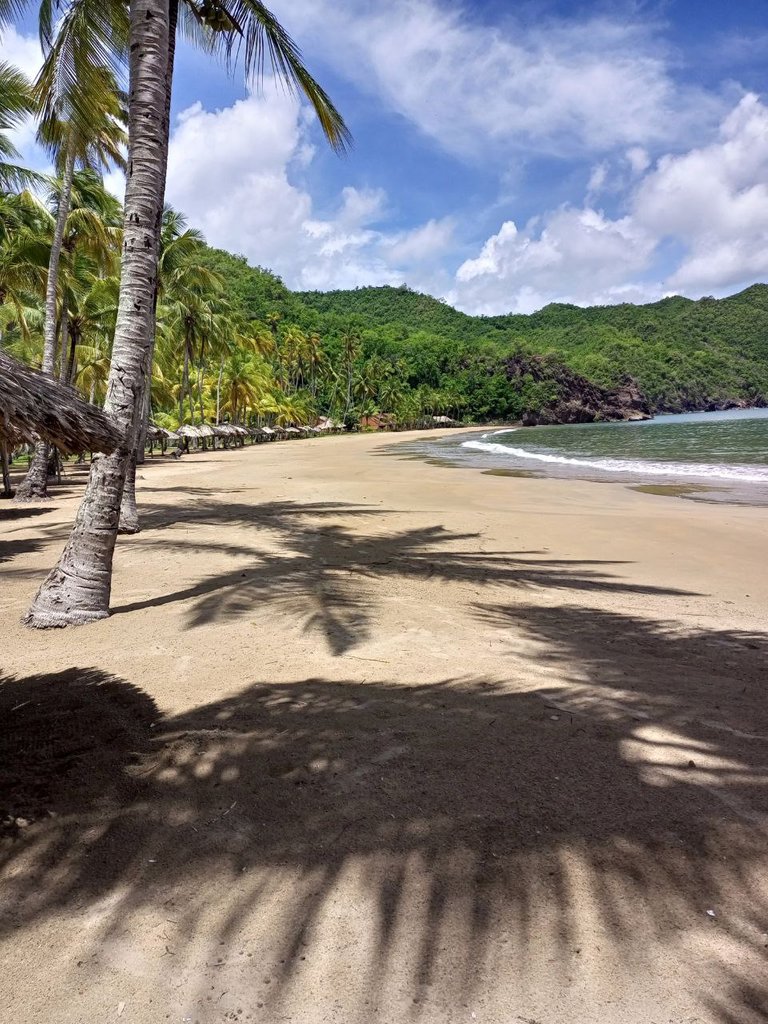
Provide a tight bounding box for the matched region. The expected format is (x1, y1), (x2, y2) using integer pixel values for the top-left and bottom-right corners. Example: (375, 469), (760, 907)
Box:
(405, 408), (768, 504)
(3, 3), (768, 1022)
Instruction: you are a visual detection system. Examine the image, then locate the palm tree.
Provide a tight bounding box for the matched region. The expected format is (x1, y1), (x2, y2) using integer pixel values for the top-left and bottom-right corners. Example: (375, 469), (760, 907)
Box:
(14, 66), (125, 500)
(130, 205), (219, 461)
(17, 0), (349, 625)
(0, 190), (49, 327)
(0, 61), (41, 190)
(21, 0), (171, 623)
(340, 328), (361, 425)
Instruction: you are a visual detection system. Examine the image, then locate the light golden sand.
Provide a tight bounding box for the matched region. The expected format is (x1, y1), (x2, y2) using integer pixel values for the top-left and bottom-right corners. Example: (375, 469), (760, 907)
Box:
(1, 429), (767, 1024)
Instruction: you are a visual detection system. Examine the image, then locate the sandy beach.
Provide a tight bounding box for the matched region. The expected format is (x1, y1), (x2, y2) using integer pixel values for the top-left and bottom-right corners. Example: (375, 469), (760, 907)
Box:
(1, 428), (767, 1024)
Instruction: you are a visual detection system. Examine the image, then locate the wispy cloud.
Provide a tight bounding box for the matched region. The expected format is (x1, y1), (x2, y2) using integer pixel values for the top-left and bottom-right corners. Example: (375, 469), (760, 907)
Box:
(270, 0), (728, 160)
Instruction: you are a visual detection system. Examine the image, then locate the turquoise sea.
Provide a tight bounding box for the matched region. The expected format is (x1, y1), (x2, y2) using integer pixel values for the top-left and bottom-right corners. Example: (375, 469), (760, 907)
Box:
(437, 408), (768, 502)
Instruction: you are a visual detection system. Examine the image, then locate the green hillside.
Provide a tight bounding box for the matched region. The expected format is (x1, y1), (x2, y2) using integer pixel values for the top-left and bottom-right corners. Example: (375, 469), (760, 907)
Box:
(294, 284), (768, 411)
(202, 248), (768, 420)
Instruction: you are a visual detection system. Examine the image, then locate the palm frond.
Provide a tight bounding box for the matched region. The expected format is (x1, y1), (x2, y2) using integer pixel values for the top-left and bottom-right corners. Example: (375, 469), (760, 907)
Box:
(180, 0), (350, 153)
(34, 0), (129, 147)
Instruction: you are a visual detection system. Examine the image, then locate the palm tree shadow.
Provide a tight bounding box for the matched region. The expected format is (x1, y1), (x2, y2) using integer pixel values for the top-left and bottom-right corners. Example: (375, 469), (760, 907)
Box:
(0, 538), (44, 563)
(0, 507), (54, 522)
(2, 641), (767, 1022)
(116, 498), (697, 655)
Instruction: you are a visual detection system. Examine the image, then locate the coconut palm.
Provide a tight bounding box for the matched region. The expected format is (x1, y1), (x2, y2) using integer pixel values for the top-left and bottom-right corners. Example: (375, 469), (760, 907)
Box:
(14, 66), (126, 500)
(10, 0), (348, 624)
(0, 190), (49, 327)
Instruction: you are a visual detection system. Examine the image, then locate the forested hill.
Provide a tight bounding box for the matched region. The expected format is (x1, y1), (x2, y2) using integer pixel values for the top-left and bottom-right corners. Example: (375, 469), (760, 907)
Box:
(296, 284), (768, 413)
(200, 247), (768, 418)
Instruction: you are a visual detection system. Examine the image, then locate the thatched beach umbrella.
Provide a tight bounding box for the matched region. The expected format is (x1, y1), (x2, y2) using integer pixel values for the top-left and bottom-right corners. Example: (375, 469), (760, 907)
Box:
(0, 350), (122, 455)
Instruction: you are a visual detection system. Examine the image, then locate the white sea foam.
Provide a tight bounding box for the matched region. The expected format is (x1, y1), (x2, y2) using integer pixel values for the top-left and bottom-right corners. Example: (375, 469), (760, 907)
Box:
(460, 439), (768, 483)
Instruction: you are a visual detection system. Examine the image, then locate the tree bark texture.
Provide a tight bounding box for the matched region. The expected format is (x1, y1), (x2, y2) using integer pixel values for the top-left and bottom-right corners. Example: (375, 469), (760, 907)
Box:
(59, 306), (70, 381)
(120, 0), (179, 527)
(26, 0), (170, 627)
(15, 146), (76, 502)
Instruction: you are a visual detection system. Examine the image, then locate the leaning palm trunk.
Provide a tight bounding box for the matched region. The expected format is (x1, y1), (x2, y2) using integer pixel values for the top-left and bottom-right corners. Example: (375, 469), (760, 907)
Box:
(25, 0), (170, 628)
(15, 145), (76, 502)
(120, 0), (179, 530)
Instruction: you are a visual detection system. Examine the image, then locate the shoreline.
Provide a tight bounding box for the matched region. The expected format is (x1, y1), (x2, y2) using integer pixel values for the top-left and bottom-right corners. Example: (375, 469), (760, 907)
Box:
(2, 429), (768, 1024)
(398, 413), (768, 506)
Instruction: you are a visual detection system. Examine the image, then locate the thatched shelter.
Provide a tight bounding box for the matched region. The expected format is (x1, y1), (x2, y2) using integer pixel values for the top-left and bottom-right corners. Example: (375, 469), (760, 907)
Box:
(0, 350), (122, 455)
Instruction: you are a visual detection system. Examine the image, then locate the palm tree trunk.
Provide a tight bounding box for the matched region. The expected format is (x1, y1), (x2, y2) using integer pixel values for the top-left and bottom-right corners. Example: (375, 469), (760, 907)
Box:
(178, 348), (187, 425)
(58, 307), (69, 381)
(187, 353), (196, 424)
(66, 324), (78, 385)
(15, 145), (76, 502)
(25, 0), (170, 627)
(1, 442), (12, 498)
(120, 0), (179, 527)
(216, 358), (224, 424)
(197, 364), (205, 422)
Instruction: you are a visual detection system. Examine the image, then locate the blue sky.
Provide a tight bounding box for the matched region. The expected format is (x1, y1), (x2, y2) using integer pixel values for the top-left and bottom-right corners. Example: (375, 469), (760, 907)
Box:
(6, 0), (768, 313)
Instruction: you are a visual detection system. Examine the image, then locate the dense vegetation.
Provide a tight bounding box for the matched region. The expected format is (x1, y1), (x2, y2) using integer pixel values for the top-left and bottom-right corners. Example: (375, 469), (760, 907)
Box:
(198, 248), (768, 421)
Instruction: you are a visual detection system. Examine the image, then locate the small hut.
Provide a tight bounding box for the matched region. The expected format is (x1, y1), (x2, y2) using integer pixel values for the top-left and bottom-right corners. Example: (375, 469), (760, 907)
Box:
(360, 413), (397, 431)
(0, 350), (122, 495)
(0, 350), (122, 454)
(146, 424), (179, 456)
(314, 417), (344, 433)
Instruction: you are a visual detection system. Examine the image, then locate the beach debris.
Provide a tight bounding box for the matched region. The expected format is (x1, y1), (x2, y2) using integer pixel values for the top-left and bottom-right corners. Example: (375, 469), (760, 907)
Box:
(550, 715), (560, 721)
(706, 909), (717, 918)
(117, 1002), (125, 1017)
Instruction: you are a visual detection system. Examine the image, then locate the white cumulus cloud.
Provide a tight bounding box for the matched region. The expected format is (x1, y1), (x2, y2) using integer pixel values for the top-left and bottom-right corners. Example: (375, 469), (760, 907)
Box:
(450, 94), (768, 313)
(164, 85), (451, 292)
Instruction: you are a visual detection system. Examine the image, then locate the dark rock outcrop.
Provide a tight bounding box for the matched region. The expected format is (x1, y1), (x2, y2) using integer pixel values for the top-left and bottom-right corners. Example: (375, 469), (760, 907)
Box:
(655, 391), (766, 414)
(504, 354), (652, 426)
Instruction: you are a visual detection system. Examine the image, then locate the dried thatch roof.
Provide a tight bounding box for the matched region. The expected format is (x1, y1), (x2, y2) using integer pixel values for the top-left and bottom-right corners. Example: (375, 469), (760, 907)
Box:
(0, 349), (123, 455)
(147, 424), (179, 441)
(213, 424), (249, 437)
(314, 417), (343, 431)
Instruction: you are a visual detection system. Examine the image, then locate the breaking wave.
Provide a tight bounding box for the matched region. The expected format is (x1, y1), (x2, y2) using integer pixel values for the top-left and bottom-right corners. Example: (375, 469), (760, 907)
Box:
(460, 439), (768, 483)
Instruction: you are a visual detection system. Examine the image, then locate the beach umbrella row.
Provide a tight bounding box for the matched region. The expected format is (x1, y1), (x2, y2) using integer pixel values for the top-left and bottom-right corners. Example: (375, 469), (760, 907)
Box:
(150, 422), (331, 453)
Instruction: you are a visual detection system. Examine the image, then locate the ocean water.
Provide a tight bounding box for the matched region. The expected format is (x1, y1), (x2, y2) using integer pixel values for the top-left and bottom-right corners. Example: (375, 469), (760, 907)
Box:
(443, 408), (768, 502)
